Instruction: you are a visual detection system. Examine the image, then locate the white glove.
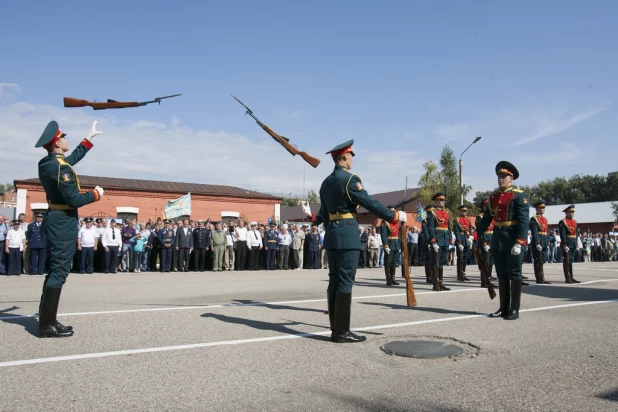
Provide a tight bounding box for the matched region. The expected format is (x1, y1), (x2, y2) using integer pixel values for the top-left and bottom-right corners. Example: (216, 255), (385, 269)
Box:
(300, 201), (311, 216)
(483, 245), (490, 252)
(536, 244), (542, 252)
(86, 121), (103, 141)
(432, 243), (439, 253)
(467, 237), (473, 247)
(384, 247), (390, 255)
(427, 244), (432, 250)
(94, 186), (104, 197)
(563, 246), (570, 254)
(457, 244), (464, 252)
(511, 244), (521, 255)
(397, 211), (407, 223)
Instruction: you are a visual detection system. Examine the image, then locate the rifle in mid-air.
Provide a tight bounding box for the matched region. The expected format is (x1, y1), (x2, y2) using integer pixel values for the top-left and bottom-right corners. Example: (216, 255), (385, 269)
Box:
(64, 94), (181, 110)
(231, 94), (320, 169)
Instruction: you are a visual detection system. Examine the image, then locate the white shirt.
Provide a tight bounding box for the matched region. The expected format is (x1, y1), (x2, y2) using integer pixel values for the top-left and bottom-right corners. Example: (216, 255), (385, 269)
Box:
(368, 234), (380, 249)
(78, 226), (98, 248)
(234, 226), (248, 242)
(555, 235), (561, 246)
(225, 232), (234, 246)
(246, 229), (262, 247)
(102, 227), (123, 248)
(7, 228), (26, 249)
(97, 226), (107, 240)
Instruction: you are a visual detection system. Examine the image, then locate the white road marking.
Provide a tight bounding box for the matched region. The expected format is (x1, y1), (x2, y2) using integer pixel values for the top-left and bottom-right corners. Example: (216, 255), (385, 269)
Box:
(1, 278), (616, 321)
(0, 298), (616, 368)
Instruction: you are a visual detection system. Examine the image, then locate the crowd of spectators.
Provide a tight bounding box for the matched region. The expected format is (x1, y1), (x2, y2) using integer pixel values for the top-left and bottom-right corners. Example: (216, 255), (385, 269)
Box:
(1, 213), (617, 276)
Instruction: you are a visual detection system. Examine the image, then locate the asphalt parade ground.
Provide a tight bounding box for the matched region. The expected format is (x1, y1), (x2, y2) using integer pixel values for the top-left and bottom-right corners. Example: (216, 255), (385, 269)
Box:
(1, 262), (617, 412)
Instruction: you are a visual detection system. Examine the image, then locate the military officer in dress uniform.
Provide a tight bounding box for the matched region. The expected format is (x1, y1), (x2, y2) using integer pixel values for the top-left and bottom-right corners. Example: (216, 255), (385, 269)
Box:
(380, 205), (402, 286)
(559, 205), (581, 284)
(307, 225), (321, 269)
(530, 200), (551, 284)
(27, 212), (47, 275)
(477, 197), (496, 281)
(476, 161), (529, 320)
(427, 192), (452, 291)
(158, 219), (175, 272)
(264, 222), (278, 270)
(303, 140), (406, 343)
(454, 205), (473, 282)
(421, 204), (435, 284)
(35, 120), (104, 337)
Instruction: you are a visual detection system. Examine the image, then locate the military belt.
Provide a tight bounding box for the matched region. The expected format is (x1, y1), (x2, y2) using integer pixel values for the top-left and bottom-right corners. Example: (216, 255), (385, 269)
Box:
(387, 236), (398, 239)
(567, 235), (576, 238)
(267, 240), (277, 243)
(484, 231), (493, 234)
(494, 221), (518, 227)
(539, 232), (547, 235)
(329, 213), (356, 220)
(435, 227), (449, 231)
(48, 203), (73, 211)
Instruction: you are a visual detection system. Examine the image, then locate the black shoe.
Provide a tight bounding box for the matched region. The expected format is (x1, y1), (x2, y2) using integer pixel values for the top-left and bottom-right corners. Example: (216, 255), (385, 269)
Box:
(56, 321), (73, 332)
(489, 308), (503, 318)
(522, 281), (529, 286)
(331, 330), (367, 343)
(506, 280), (522, 320)
(505, 309), (519, 320)
(440, 283), (451, 291)
(391, 278), (400, 286)
(426, 279), (432, 284)
(522, 276), (528, 280)
(542, 281), (551, 284)
(571, 278), (581, 283)
(39, 325), (74, 338)
(490, 279), (510, 318)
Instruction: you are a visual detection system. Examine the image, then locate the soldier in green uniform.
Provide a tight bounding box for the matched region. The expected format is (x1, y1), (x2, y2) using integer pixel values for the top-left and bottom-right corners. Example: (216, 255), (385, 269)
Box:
(303, 140), (406, 343)
(380, 204), (403, 286)
(421, 204), (434, 284)
(427, 192), (452, 291)
(35, 120), (104, 337)
(476, 161), (529, 320)
(559, 205), (581, 284)
(477, 198), (495, 281)
(530, 199), (551, 284)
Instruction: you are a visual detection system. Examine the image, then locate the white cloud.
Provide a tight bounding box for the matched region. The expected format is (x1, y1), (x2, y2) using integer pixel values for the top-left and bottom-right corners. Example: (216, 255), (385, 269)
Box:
(0, 83), (21, 98)
(434, 123), (470, 142)
(509, 105), (608, 147)
(0, 100), (425, 196)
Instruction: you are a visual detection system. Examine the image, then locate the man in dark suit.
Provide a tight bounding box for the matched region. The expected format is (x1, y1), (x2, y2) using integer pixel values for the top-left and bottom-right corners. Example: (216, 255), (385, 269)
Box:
(193, 220), (210, 271)
(27, 211), (47, 275)
(175, 219), (193, 272)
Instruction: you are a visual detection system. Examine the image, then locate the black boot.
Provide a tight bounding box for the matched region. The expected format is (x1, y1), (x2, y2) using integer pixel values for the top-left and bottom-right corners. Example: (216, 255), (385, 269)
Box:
(385, 265), (392, 286)
(439, 268), (450, 291)
(534, 261), (541, 284)
(331, 291), (366, 343)
(489, 279), (510, 318)
(390, 266), (399, 286)
(506, 280), (522, 320)
(425, 264), (432, 283)
(38, 286), (74, 338)
(327, 289), (336, 332)
(570, 263), (580, 283)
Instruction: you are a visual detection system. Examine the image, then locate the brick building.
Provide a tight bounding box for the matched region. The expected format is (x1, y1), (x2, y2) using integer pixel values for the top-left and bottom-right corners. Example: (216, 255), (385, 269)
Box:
(13, 175), (282, 223)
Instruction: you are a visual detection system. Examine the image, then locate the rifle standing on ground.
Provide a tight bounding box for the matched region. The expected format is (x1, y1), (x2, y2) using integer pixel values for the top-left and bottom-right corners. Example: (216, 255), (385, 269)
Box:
(399, 178), (417, 306)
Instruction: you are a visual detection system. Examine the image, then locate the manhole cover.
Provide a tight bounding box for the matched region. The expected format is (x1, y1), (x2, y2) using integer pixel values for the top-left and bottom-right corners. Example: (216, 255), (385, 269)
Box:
(381, 339), (464, 358)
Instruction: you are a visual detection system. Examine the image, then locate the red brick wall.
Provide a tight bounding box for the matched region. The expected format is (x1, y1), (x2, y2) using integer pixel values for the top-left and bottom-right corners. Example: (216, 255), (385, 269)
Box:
(20, 186), (278, 223)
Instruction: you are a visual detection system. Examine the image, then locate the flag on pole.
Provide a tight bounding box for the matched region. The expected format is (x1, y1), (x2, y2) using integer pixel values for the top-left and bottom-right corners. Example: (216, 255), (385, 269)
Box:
(163, 193), (191, 219)
(417, 203), (427, 222)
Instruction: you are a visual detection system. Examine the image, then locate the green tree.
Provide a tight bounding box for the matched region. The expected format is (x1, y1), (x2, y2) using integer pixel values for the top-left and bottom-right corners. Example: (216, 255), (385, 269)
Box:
(281, 197), (301, 207)
(306, 189), (318, 204)
(0, 182), (15, 193)
(611, 202), (618, 221)
(417, 145), (470, 214)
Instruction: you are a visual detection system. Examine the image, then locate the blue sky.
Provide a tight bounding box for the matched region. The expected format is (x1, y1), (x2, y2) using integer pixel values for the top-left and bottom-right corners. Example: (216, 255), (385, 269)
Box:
(1, 0), (616, 199)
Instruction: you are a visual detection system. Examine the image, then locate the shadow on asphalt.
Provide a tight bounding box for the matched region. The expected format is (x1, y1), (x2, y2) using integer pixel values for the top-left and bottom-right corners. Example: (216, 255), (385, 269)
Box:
(323, 390), (467, 412)
(359, 301), (481, 316)
(522, 285), (618, 302)
(0, 306), (39, 337)
(597, 387), (618, 402)
(231, 299), (327, 314)
(200, 313), (331, 342)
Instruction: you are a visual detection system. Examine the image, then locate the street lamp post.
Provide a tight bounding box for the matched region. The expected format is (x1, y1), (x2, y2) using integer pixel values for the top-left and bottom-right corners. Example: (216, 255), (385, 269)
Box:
(459, 136), (482, 205)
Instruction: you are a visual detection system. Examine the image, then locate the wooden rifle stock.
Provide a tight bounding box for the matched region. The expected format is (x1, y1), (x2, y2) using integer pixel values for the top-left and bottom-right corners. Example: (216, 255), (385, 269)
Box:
(433, 248), (440, 291)
(63, 97), (139, 110)
(399, 223), (417, 307)
(384, 247), (391, 286)
(562, 248), (572, 283)
(473, 246), (496, 299)
(262, 125), (321, 169)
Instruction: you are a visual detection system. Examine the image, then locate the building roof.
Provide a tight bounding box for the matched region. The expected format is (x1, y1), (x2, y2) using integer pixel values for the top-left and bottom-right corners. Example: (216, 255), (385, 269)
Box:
(539, 201), (617, 225)
(280, 188), (420, 221)
(14, 175), (282, 201)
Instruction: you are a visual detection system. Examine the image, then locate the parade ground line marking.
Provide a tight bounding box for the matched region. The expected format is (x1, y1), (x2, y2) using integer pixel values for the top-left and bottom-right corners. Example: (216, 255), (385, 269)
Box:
(0, 298), (616, 368)
(1, 278), (616, 321)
